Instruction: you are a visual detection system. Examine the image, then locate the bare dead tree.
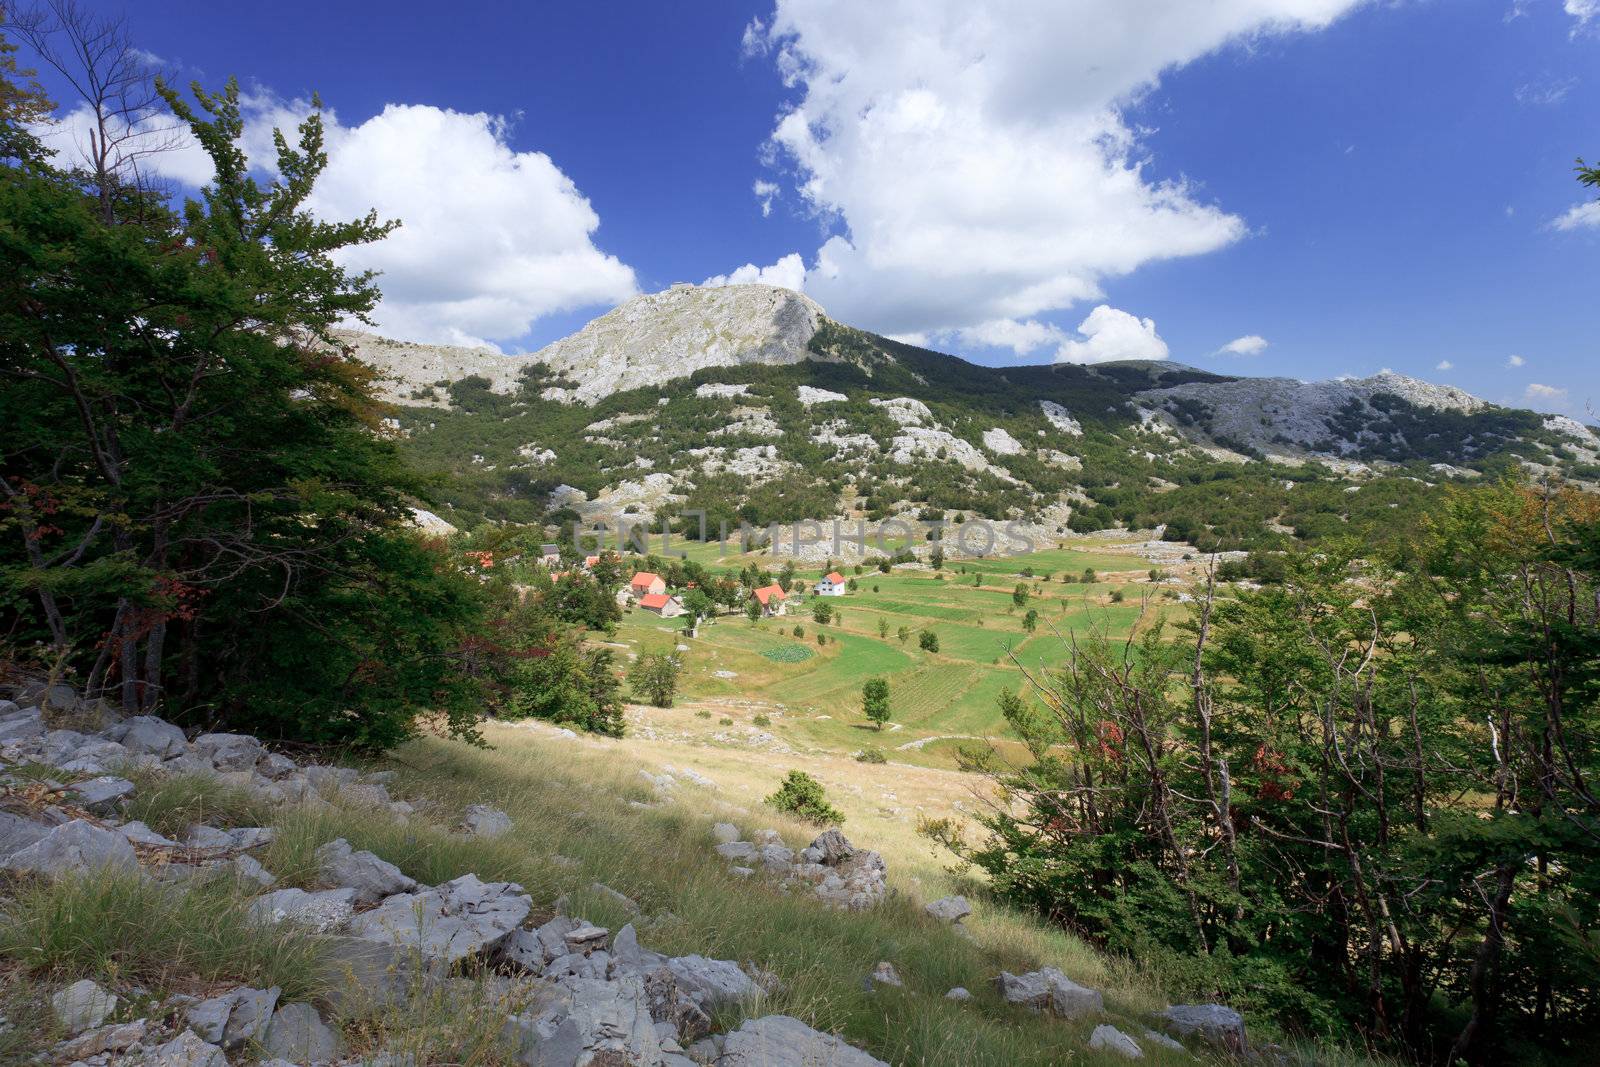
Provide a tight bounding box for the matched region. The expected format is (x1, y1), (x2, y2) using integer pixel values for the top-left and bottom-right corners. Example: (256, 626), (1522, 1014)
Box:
(8, 0), (184, 218)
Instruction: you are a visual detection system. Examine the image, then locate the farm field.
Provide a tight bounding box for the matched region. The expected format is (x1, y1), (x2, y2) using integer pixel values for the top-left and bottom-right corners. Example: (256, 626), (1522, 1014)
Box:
(611, 538), (1190, 766)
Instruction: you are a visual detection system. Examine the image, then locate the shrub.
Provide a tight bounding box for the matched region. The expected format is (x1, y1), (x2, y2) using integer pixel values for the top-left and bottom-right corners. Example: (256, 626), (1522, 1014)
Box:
(719, 717), (733, 725)
(765, 771), (844, 825)
(918, 629), (940, 653)
(793, 624), (805, 638)
(627, 650), (682, 708)
(752, 714), (771, 727)
(695, 710), (711, 718)
(855, 747), (887, 764)
(507, 633), (625, 736)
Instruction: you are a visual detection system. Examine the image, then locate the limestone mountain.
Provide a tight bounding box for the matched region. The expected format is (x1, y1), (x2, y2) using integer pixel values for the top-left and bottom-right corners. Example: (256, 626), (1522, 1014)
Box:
(361, 284), (1597, 549)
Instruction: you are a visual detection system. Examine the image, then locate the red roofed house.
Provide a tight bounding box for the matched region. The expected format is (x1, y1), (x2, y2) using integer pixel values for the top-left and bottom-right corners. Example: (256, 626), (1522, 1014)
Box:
(638, 592), (686, 618)
(751, 584), (788, 617)
(583, 555), (602, 570)
(815, 571), (848, 596)
(630, 572), (666, 598)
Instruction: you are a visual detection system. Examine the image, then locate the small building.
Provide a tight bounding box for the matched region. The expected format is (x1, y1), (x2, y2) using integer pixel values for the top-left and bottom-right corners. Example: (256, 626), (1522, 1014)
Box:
(752, 584), (788, 617)
(630, 571), (666, 598)
(815, 571), (848, 596)
(540, 543), (561, 566)
(582, 554), (602, 571)
(639, 592), (686, 618)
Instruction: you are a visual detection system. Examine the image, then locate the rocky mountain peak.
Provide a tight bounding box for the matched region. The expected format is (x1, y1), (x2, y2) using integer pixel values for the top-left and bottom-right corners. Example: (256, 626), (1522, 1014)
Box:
(533, 284), (826, 402)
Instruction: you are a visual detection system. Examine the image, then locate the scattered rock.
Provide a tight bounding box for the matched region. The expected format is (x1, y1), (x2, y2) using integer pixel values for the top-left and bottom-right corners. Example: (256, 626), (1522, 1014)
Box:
(1089, 1024), (1143, 1059)
(715, 1014), (889, 1066)
(232, 852), (276, 887)
(462, 803), (512, 837)
(0, 809), (50, 858)
(994, 967), (1103, 1019)
(711, 822), (740, 844)
(346, 873), (531, 966)
(924, 895), (972, 924)
(117, 820), (177, 847)
(143, 1029), (227, 1067)
(52, 978), (116, 1034)
(3, 818), (139, 877)
(868, 961), (903, 989)
(186, 985), (280, 1048)
(192, 731), (264, 772)
(589, 881), (642, 915)
(316, 837), (417, 904)
(111, 715), (188, 758)
(944, 987), (972, 1002)
(69, 774), (134, 813)
(51, 1018), (148, 1060)
(1140, 1027), (1187, 1052)
(261, 1002), (342, 1064)
(1159, 1003), (1246, 1052)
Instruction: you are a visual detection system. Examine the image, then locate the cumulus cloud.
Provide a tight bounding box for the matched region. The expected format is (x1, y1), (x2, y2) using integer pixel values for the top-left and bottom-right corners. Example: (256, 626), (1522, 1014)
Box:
(702, 252), (808, 291)
(1551, 201), (1600, 231)
(1054, 305), (1169, 364)
(1436, 359), (1454, 370)
(1507, 354), (1527, 368)
(48, 92), (637, 350)
(734, 0), (1363, 346)
(1567, 0), (1599, 31)
(1217, 334), (1269, 356)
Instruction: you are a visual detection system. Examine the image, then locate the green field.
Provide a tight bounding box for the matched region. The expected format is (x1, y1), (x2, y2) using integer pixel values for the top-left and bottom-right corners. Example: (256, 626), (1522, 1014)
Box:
(612, 540), (1183, 760)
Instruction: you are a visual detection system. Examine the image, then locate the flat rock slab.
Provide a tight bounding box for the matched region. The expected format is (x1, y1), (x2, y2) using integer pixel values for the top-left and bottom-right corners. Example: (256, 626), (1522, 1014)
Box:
(52, 979), (116, 1034)
(261, 1002), (342, 1065)
(1159, 1003), (1246, 1051)
(143, 1029), (227, 1067)
(715, 1014), (889, 1066)
(249, 886), (357, 932)
(462, 804), (512, 837)
(346, 873), (531, 966)
(923, 895), (972, 923)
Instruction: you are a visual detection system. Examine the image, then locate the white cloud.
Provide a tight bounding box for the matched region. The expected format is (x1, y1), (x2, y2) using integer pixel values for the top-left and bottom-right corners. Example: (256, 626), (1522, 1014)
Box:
(1513, 77), (1577, 106)
(70, 92), (636, 350)
(1507, 354), (1527, 368)
(1551, 201), (1600, 231)
(1525, 382), (1569, 408)
(753, 179), (781, 217)
(1436, 359), (1453, 370)
(702, 252), (808, 291)
(1053, 305), (1169, 364)
(738, 0), (1364, 344)
(1567, 0), (1599, 31)
(1217, 334), (1269, 356)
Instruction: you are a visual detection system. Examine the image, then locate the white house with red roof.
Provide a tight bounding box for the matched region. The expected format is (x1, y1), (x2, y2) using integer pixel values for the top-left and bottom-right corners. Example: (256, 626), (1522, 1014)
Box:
(815, 571), (848, 596)
(638, 592), (686, 618)
(751, 583), (788, 617)
(629, 571), (666, 598)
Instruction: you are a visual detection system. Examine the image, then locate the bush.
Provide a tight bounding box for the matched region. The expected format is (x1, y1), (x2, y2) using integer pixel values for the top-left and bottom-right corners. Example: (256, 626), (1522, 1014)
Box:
(695, 710), (711, 718)
(752, 714), (771, 727)
(719, 717), (733, 725)
(918, 629), (940, 653)
(627, 651), (682, 708)
(506, 632), (625, 736)
(855, 747), (887, 764)
(765, 771), (844, 825)
(793, 624), (805, 638)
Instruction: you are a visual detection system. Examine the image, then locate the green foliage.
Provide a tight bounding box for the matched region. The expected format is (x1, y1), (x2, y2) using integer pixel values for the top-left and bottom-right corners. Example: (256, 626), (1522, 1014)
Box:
(751, 713), (771, 727)
(811, 599), (834, 625)
(918, 629), (940, 653)
(0, 72), (493, 748)
(855, 747), (887, 764)
(627, 650), (681, 708)
(861, 676), (891, 729)
(505, 632), (624, 737)
(942, 485), (1600, 1062)
(1011, 582), (1029, 609)
(765, 770), (844, 826)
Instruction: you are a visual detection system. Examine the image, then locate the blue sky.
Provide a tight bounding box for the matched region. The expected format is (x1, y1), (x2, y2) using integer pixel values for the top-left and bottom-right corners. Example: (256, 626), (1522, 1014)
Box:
(25, 0), (1600, 418)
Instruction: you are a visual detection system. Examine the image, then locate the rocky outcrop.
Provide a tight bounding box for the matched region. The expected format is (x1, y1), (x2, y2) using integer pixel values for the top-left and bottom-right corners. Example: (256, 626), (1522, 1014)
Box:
(713, 826), (889, 911)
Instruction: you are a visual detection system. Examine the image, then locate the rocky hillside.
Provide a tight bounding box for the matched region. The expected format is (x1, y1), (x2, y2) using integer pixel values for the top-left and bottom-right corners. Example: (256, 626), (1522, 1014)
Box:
(357, 284), (1597, 546)
(0, 682), (1257, 1065)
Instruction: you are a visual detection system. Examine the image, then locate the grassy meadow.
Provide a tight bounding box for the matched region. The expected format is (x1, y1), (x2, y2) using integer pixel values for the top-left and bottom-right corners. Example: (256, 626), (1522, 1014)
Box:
(613, 538), (1187, 761)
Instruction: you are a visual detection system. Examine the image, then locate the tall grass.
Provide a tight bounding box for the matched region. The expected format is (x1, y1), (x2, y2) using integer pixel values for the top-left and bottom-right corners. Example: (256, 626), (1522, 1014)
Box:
(0, 870), (329, 999)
